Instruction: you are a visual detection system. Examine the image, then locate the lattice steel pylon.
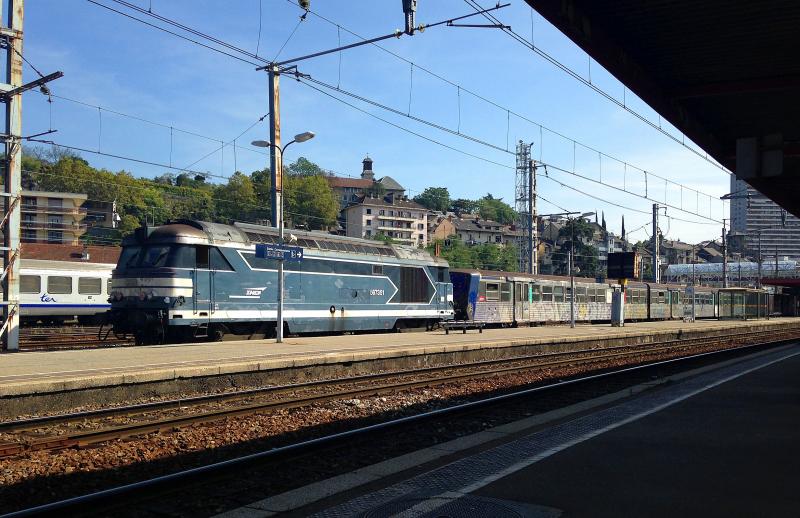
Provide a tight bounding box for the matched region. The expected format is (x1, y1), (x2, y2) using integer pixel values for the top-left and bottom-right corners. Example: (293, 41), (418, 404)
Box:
(515, 141), (537, 274)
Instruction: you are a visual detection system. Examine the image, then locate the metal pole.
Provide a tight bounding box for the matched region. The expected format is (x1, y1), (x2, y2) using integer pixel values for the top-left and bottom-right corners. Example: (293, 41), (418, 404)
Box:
(775, 244), (779, 278)
(652, 204), (659, 284)
(570, 219), (575, 328)
(268, 64), (285, 343)
(757, 232), (762, 289)
(2, 0), (22, 352)
(722, 221), (728, 288)
(528, 159), (534, 274)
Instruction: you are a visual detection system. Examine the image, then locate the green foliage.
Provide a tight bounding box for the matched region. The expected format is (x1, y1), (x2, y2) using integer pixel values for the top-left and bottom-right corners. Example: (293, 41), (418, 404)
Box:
(286, 174), (338, 230)
(286, 156), (323, 177)
(413, 187), (450, 212)
(477, 194), (517, 224)
(550, 219), (600, 278)
(428, 236), (518, 271)
(450, 198), (479, 216)
(372, 232), (396, 244)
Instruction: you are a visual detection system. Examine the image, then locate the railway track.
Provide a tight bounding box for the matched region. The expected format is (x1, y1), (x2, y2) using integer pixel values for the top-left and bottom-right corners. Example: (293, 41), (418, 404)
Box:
(3, 330), (797, 517)
(2, 327), (796, 460)
(19, 326), (134, 350)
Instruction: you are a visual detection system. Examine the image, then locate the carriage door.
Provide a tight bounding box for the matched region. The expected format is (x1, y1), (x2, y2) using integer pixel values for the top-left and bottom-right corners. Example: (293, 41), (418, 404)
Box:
(193, 245), (213, 324)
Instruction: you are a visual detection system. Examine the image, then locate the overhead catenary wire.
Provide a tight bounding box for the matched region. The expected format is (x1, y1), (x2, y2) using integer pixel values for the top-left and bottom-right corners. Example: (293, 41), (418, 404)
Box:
(95, 0), (722, 212)
(285, 0), (722, 205)
(294, 75), (722, 224)
(87, 0), (725, 228)
(462, 0), (730, 174)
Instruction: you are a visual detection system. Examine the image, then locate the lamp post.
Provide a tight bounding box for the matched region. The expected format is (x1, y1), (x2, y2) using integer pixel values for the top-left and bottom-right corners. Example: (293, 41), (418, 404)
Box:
(252, 131), (315, 343)
(568, 211), (595, 328)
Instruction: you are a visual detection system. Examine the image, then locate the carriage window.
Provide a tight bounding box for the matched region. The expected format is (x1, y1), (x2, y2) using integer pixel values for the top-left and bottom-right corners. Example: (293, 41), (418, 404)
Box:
(373, 264), (384, 275)
(21, 275), (41, 294)
(107, 279), (112, 294)
(485, 283), (500, 301)
(78, 277), (102, 295)
(553, 286), (564, 302)
(209, 247), (233, 271)
(500, 283), (512, 302)
(576, 286), (587, 303)
(531, 284), (541, 302)
(48, 276), (72, 294)
(541, 285), (552, 302)
(516, 284), (526, 302)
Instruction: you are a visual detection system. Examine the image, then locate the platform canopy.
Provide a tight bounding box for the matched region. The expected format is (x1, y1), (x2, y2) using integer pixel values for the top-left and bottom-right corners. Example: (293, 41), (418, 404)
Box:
(526, 1), (800, 215)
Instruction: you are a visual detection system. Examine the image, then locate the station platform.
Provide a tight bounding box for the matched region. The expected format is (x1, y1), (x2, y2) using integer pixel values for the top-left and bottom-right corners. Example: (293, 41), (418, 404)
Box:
(293, 340), (800, 517)
(1, 318), (799, 418)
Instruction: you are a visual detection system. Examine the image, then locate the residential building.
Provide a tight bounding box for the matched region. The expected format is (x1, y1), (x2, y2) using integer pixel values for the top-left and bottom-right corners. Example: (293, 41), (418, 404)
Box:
(427, 213), (456, 242)
(20, 190), (88, 245)
(343, 193), (428, 247)
(729, 175), (800, 260)
(661, 239), (695, 265)
(326, 155), (408, 210)
(453, 216), (508, 246)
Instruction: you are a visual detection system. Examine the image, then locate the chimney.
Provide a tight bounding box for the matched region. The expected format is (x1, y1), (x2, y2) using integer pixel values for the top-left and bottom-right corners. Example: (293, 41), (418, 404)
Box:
(361, 154), (374, 180)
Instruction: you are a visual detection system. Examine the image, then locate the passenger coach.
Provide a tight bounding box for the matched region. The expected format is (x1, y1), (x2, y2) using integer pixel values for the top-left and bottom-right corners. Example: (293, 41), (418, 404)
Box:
(109, 220), (454, 344)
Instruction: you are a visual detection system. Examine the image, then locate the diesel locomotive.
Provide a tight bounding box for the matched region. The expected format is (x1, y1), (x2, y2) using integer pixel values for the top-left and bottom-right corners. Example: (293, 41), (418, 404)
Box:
(108, 220), (454, 344)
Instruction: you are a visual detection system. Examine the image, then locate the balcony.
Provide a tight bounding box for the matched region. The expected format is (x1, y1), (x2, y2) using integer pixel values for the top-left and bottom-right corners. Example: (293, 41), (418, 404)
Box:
(21, 221), (87, 233)
(21, 204), (88, 216)
(376, 214), (417, 222)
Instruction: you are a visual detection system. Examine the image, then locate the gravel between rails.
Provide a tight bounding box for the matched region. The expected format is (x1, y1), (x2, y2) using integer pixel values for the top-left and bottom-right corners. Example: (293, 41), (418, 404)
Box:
(2, 333), (794, 515)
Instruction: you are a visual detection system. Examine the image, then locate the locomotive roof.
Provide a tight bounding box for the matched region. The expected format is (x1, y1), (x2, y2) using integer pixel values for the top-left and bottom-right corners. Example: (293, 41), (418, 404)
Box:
(124, 220), (448, 266)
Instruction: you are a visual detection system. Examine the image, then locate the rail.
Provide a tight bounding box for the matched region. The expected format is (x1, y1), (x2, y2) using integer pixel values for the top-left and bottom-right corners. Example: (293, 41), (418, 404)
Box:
(4, 331), (797, 517)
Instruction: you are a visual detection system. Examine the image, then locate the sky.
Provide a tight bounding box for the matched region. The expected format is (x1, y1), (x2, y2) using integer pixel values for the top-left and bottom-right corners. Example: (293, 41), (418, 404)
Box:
(23, 0), (732, 244)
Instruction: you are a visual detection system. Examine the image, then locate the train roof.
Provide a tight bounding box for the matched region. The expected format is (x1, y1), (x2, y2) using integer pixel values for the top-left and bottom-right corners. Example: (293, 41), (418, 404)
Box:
(123, 220), (448, 266)
(450, 268), (718, 291)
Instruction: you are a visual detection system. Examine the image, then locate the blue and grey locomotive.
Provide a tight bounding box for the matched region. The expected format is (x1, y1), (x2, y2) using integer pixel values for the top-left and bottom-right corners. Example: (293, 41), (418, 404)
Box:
(109, 220), (454, 344)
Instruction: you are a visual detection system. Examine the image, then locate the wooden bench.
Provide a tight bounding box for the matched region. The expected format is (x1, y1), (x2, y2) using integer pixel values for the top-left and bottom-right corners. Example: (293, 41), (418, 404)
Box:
(443, 321), (485, 334)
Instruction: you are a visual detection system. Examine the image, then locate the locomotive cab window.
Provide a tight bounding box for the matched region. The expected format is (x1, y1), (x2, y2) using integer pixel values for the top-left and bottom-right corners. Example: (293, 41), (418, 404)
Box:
(48, 276), (72, 294)
(78, 277), (102, 295)
(21, 275), (41, 294)
(209, 247), (233, 271)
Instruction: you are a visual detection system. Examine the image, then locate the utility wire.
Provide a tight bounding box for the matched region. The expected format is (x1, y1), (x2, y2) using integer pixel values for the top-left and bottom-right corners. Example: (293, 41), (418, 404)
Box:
(285, 0), (722, 203)
(463, 0), (730, 174)
(90, 0), (724, 224)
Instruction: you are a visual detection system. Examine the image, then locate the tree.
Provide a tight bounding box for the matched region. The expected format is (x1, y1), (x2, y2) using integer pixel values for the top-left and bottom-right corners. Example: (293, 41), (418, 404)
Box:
(551, 219), (599, 277)
(450, 198), (479, 216)
(286, 156), (323, 177)
(413, 187), (450, 212)
(285, 174), (338, 230)
(478, 194), (517, 224)
(214, 172), (256, 223)
(372, 232), (396, 244)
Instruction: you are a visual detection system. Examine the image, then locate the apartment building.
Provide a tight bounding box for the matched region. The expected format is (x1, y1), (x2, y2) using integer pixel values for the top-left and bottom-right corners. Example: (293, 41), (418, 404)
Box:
(344, 193), (428, 247)
(730, 175), (800, 260)
(21, 190), (88, 245)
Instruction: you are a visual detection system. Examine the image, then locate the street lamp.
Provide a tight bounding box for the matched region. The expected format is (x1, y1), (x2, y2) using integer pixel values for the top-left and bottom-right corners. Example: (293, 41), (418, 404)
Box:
(251, 131), (315, 343)
(568, 211), (595, 328)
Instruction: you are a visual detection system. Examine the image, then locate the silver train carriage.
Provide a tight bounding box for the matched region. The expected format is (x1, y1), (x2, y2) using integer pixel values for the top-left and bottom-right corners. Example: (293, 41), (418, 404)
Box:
(451, 269), (725, 326)
(109, 220), (454, 344)
(18, 259), (114, 324)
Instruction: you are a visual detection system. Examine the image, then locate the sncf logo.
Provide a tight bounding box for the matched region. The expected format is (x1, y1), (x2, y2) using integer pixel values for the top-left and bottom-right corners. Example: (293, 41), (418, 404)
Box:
(245, 288), (265, 296)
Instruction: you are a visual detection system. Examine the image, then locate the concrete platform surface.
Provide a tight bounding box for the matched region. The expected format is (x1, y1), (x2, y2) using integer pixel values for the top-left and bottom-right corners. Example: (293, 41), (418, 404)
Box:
(305, 342), (800, 518)
(0, 318), (796, 398)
